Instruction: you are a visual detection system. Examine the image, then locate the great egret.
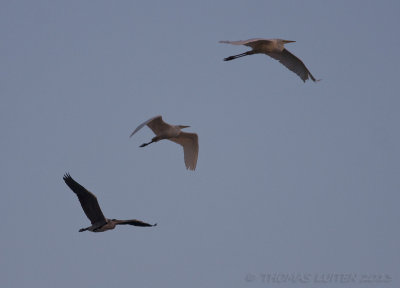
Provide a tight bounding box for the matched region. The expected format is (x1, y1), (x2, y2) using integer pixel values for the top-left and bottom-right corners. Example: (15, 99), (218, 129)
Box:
(219, 38), (319, 82)
(63, 173), (157, 232)
(130, 115), (199, 171)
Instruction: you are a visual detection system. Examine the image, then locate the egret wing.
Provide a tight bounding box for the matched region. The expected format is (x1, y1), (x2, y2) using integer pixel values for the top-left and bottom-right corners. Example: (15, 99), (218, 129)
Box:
(130, 115), (161, 137)
(267, 48), (317, 82)
(146, 116), (173, 136)
(63, 173), (107, 225)
(130, 115), (172, 137)
(169, 132), (199, 170)
(219, 38), (268, 46)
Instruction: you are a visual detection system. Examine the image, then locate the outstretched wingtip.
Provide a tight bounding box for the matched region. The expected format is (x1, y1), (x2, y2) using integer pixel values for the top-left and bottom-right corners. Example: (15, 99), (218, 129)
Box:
(309, 76), (322, 83)
(303, 77), (321, 83)
(307, 71), (321, 83)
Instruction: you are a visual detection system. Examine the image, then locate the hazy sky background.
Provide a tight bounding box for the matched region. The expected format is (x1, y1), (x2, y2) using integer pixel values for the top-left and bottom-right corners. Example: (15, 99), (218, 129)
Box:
(1, 1), (399, 287)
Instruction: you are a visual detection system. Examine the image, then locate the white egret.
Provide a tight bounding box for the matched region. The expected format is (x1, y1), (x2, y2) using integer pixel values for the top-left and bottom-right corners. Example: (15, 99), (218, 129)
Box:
(63, 173), (157, 232)
(220, 38), (319, 82)
(130, 115), (199, 171)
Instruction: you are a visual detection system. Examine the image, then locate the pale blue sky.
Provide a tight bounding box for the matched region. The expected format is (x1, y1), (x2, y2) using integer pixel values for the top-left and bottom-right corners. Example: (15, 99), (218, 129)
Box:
(1, 1), (399, 287)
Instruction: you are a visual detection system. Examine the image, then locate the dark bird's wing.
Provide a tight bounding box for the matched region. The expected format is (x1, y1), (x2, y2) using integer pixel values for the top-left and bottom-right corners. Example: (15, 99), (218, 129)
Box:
(130, 115), (172, 137)
(169, 132), (199, 170)
(116, 219), (157, 227)
(267, 48), (317, 82)
(63, 173), (107, 225)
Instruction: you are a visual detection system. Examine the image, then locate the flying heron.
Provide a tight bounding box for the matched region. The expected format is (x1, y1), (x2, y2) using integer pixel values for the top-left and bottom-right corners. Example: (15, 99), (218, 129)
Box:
(219, 38), (319, 82)
(63, 173), (157, 232)
(130, 115), (199, 171)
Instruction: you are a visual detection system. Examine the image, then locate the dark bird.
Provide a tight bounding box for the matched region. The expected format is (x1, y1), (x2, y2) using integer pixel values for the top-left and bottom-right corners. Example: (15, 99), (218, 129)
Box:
(63, 173), (157, 232)
(220, 38), (319, 82)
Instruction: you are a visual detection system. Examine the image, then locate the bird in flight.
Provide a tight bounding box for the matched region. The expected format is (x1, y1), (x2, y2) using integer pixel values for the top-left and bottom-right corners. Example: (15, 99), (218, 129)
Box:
(130, 115), (199, 171)
(219, 38), (319, 82)
(63, 173), (157, 232)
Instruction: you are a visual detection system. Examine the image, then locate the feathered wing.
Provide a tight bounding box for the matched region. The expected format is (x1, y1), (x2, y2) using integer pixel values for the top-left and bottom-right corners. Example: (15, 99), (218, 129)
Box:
(267, 48), (317, 82)
(146, 116), (173, 136)
(219, 39), (275, 52)
(169, 132), (199, 170)
(63, 173), (107, 225)
(219, 38), (269, 46)
(130, 115), (171, 137)
(115, 219), (157, 227)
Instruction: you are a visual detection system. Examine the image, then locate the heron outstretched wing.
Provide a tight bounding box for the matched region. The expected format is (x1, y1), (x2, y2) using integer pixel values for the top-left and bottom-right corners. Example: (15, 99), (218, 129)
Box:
(63, 173), (107, 225)
(115, 219), (157, 227)
(267, 49), (317, 82)
(219, 38), (269, 46)
(169, 132), (199, 170)
(220, 39), (276, 52)
(130, 115), (172, 137)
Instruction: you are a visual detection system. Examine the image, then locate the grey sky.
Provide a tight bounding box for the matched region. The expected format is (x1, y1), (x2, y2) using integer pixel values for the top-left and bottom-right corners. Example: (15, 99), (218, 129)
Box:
(1, 1), (399, 287)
